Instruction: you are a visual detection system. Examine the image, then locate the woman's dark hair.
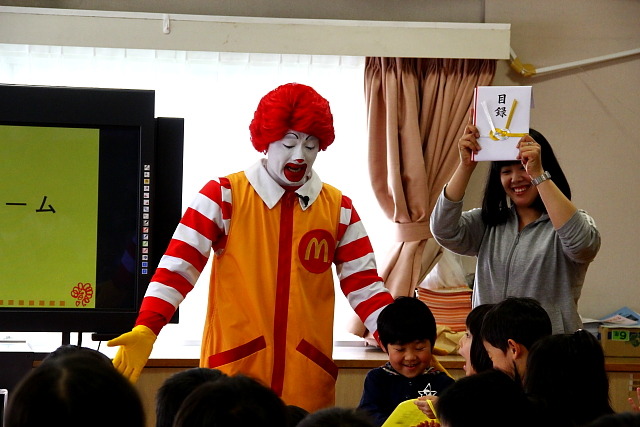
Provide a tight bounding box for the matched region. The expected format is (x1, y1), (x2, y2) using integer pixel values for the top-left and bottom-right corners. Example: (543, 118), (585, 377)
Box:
(466, 304), (494, 373)
(525, 329), (614, 426)
(481, 129), (572, 226)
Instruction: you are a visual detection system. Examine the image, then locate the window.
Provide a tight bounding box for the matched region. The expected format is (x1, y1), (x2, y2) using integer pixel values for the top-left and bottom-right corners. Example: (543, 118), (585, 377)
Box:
(0, 44), (394, 345)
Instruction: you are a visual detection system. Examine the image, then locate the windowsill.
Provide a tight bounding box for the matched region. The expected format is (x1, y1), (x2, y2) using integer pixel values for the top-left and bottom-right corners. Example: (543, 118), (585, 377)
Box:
(5, 333), (640, 372)
(0, 333), (394, 369)
(125, 339), (467, 370)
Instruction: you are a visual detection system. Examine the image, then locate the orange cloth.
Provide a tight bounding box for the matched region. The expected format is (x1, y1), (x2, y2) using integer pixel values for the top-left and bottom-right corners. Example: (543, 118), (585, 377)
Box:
(201, 171), (342, 411)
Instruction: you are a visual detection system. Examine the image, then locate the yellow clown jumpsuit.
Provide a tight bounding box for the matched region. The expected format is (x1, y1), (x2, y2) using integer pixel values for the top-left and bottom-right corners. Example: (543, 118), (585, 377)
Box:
(137, 160), (393, 412)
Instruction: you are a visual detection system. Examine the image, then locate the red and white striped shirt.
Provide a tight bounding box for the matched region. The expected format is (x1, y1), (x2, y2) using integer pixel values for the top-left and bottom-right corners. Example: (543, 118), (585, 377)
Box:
(137, 160), (392, 337)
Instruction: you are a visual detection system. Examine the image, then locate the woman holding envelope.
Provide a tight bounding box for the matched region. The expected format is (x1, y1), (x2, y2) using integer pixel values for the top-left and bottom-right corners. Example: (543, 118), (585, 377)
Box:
(429, 121), (600, 334)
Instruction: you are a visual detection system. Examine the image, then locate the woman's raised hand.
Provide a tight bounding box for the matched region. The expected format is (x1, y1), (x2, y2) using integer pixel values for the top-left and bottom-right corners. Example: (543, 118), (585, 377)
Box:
(458, 109), (481, 169)
(517, 135), (544, 178)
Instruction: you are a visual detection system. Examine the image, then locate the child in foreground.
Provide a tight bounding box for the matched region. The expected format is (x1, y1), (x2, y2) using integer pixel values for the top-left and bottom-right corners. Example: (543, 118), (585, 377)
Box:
(481, 296), (552, 383)
(415, 303), (494, 418)
(358, 296), (454, 426)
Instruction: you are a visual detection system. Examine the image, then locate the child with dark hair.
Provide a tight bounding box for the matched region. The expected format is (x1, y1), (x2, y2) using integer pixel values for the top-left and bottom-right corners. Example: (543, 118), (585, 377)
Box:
(155, 367), (227, 427)
(525, 329), (614, 427)
(457, 303), (494, 376)
(297, 407), (375, 427)
(415, 303), (495, 418)
(430, 122), (600, 335)
(435, 369), (537, 427)
(358, 296), (454, 426)
(40, 344), (113, 367)
(172, 374), (287, 427)
(586, 412), (640, 427)
(286, 405), (310, 427)
(481, 297), (551, 382)
(5, 346), (144, 427)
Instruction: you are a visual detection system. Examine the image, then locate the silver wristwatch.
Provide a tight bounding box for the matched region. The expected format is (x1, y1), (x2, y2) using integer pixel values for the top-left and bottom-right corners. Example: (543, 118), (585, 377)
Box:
(531, 171), (551, 186)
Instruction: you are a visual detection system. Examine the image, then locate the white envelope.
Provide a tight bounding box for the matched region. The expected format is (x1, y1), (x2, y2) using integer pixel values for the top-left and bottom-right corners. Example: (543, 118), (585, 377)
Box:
(471, 85), (532, 161)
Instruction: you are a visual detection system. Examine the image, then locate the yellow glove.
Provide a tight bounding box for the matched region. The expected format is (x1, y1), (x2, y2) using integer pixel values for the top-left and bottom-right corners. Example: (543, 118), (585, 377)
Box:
(107, 325), (157, 383)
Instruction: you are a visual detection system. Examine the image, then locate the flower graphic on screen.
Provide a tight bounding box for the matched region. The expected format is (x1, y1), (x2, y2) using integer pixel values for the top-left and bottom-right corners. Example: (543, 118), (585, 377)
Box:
(71, 282), (94, 307)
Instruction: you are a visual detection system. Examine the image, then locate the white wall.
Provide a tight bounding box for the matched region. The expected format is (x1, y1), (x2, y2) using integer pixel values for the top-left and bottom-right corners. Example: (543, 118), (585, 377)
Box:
(0, 0), (485, 22)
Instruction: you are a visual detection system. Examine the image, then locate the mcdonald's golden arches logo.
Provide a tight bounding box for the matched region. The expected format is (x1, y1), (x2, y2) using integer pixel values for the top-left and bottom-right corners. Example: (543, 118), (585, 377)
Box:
(298, 229), (335, 274)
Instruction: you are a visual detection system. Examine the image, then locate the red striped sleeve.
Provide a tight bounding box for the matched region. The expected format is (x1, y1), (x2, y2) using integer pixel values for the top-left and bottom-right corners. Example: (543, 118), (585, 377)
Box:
(338, 196), (362, 225)
(136, 298), (178, 334)
(340, 195), (353, 211)
(217, 178), (232, 250)
(347, 202), (361, 223)
(199, 179), (223, 201)
(336, 196), (354, 241)
(180, 207), (221, 242)
(339, 269), (382, 295)
(202, 178), (232, 230)
(219, 176), (231, 189)
(221, 200), (232, 221)
(337, 222), (348, 240)
(354, 292), (394, 322)
(164, 239), (210, 272)
(152, 268), (196, 297)
(334, 236), (374, 265)
(134, 178), (231, 335)
(219, 177), (233, 220)
(198, 179), (231, 222)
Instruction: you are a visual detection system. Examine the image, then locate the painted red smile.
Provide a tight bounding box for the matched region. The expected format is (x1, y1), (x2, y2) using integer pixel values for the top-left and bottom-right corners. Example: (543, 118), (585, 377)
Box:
(284, 163), (307, 182)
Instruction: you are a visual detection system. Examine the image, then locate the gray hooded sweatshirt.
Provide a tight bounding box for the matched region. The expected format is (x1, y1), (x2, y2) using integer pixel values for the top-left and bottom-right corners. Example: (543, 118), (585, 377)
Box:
(430, 189), (600, 334)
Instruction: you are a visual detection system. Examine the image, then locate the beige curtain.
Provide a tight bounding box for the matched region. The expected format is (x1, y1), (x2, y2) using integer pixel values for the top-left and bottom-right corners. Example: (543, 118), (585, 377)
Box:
(349, 58), (495, 338)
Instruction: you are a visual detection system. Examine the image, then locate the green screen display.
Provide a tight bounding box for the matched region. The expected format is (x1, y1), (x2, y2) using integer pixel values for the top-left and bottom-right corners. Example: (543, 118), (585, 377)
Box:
(0, 125), (100, 309)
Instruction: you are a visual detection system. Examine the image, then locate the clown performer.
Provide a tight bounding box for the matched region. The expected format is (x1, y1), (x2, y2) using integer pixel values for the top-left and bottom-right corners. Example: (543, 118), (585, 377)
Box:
(107, 83), (394, 412)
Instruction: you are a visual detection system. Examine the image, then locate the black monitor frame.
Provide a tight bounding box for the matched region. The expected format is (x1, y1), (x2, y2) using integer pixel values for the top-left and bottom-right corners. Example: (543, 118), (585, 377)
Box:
(0, 84), (182, 337)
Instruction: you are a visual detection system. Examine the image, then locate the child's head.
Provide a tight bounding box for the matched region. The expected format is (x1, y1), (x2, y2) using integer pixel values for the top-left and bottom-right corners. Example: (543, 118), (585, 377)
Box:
(377, 296), (437, 378)
(286, 405), (310, 427)
(586, 413), (640, 427)
(480, 297), (552, 379)
(297, 407), (375, 427)
(41, 344), (113, 368)
(156, 367), (227, 427)
(525, 330), (614, 426)
(173, 374), (287, 427)
(5, 348), (145, 427)
(436, 369), (535, 427)
(458, 304), (494, 376)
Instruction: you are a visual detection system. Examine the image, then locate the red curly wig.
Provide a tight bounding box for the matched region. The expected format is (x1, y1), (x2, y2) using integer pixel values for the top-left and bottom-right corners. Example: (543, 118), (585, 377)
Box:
(249, 83), (335, 153)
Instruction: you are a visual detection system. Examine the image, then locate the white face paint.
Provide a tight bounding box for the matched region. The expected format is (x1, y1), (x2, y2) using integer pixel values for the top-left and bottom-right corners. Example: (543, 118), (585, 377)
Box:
(265, 130), (320, 186)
